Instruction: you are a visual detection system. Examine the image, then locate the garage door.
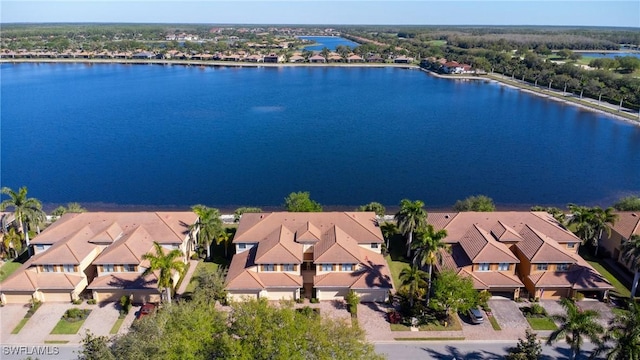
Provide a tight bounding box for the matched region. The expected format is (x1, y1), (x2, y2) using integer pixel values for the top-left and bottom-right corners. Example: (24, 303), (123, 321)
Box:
(95, 290), (160, 304)
(2, 292), (34, 304)
(95, 291), (128, 303)
(316, 288), (348, 301)
(42, 291), (72, 302)
(490, 291), (514, 300)
(355, 290), (387, 302)
(228, 291), (259, 302)
(264, 290), (296, 301)
(540, 288), (568, 299)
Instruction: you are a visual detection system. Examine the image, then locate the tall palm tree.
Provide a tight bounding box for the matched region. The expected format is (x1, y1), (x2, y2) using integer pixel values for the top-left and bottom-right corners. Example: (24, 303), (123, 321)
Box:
(594, 301), (640, 359)
(380, 222), (398, 250)
(189, 205), (223, 260)
(547, 298), (603, 360)
(394, 199), (427, 258)
(142, 242), (185, 304)
(591, 207), (618, 256)
(216, 228), (234, 258)
(411, 225), (449, 305)
(621, 234), (640, 298)
(399, 265), (428, 308)
(0, 186), (45, 253)
(2, 228), (23, 259)
(568, 204), (597, 246)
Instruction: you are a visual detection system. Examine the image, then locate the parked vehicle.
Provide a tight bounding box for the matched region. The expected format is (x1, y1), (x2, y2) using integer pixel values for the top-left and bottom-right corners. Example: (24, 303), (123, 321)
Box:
(136, 303), (156, 320)
(468, 307), (484, 324)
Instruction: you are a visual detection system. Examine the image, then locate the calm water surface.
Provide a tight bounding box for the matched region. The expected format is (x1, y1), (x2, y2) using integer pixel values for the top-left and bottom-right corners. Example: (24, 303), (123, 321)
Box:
(579, 52), (640, 59)
(1, 63), (639, 209)
(298, 36), (360, 51)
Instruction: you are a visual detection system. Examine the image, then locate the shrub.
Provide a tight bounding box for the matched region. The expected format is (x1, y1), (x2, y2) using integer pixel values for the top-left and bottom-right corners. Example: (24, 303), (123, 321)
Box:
(310, 298), (319, 304)
(295, 298), (304, 304)
(530, 303), (546, 316)
(87, 299), (97, 305)
(296, 306), (320, 318)
(25, 299), (42, 318)
(72, 299), (83, 305)
(190, 253), (199, 260)
(63, 308), (89, 321)
(120, 295), (132, 315)
(574, 292), (585, 301)
(345, 290), (359, 317)
(478, 290), (491, 307)
(388, 311), (402, 324)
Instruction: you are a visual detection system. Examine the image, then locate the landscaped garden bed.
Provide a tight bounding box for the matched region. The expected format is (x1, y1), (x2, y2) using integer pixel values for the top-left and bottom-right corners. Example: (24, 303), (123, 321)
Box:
(521, 303), (557, 330)
(11, 299), (42, 334)
(50, 308), (92, 334)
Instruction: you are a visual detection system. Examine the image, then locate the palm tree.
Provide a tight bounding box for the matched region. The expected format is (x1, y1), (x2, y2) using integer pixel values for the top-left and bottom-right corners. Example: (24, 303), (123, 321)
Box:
(0, 186), (45, 253)
(568, 204), (597, 246)
(216, 228), (234, 258)
(394, 199), (427, 258)
(142, 242), (185, 304)
(547, 298), (603, 360)
(621, 234), (640, 298)
(380, 222), (398, 250)
(591, 207), (618, 256)
(189, 205), (223, 260)
(594, 301), (640, 359)
(411, 225), (449, 305)
(2, 228), (23, 259)
(399, 265), (428, 308)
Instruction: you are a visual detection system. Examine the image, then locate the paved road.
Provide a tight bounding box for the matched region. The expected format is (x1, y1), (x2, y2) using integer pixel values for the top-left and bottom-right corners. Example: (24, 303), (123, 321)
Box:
(375, 341), (602, 360)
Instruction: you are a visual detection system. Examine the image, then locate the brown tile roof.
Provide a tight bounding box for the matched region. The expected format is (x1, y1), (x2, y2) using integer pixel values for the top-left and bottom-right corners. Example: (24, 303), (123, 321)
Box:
(471, 271), (524, 288)
(254, 225), (303, 264)
(458, 225), (519, 263)
(517, 225), (576, 263)
(92, 226), (155, 265)
(226, 249), (302, 290)
(0, 268), (83, 291)
(234, 212), (383, 245)
(490, 221), (524, 243)
(314, 225), (364, 264)
(528, 259), (613, 290)
(609, 212), (640, 239)
(458, 269), (488, 290)
(295, 221), (322, 243)
(87, 272), (160, 290)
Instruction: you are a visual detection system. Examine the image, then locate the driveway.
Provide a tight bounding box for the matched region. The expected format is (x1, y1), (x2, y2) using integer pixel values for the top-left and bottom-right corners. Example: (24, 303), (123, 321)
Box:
(541, 299), (614, 329)
(488, 299), (529, 338)
(10, 303), (69, 344)
(0, 304), (29, 342)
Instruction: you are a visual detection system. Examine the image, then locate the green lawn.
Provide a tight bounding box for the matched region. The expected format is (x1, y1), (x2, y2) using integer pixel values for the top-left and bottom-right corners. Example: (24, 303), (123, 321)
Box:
(526, 316), (558, 331)
(384, 234), (411, 289)
(395, 337), (465, 341)
(418, 314), (462, 331)
(185, 261), (221, 294)
(426, 40), (447, 46)
(0, 261), (22, 282)
(390, 323), (411, 331)
(109, 316), (126, 334)
(45, 340), (69, 344)
(11, 318), (29, 334)
(50, 310), (92, 335)
(580, 250), (631, 298)
(488, 316), (502, 330)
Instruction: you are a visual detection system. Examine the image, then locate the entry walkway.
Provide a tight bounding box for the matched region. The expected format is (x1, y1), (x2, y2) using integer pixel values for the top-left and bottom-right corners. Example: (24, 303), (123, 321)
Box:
(176, 259), (200, 296)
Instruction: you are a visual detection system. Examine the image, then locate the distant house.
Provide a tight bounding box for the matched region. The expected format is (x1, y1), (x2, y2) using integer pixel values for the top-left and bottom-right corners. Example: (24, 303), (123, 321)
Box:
(393, 55), (413, 64)
(0, 212), (198, 304)
(245, 54), (263, 63)
(309, 55), (326, 63)
(263, 54), (281, 63)
(289, 55), (305, 63)
(600, 212), (640, 270)
(347, 54), (364, 63)
(226, 212), (392, 302)
(442, 61), (474, 74)
(366, 55), (385, 63)
(132, 51), (155, 60)
(431, 212), (613, 300)
(327, 54), (343, 63)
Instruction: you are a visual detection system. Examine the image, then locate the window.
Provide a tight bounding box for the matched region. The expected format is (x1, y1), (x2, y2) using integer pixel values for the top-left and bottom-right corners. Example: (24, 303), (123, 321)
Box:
(478, 263), (490, 271)
(35, 245), (45, 251)
(557, 263), (570, 271)
(341, 264), (354, 271)
(322, 264), (333, 272)
(238, 244), (246, 250)
(103, 264), (114, 273)
(283, 264), (294, 271)
(263, 264), (274, 272)
(536, 263), (548, 271)
(371, 243), (379, 249)
(567, 243), (576, 249)
(124, 264), (136, 272)
(63, 264), (74, 273)
(498, 263), (509, 271)
(43, 265), (54, 273)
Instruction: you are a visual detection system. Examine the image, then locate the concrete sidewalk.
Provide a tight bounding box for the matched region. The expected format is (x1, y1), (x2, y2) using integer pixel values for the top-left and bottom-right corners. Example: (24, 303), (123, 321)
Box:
(176, 259), (200, 295)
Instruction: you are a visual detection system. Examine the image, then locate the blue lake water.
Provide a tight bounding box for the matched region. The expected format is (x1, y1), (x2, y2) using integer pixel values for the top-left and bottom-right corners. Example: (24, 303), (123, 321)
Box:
(298, 36), (360, 51)
(579, 52), (640, 59)
(1, 63), (639, 210)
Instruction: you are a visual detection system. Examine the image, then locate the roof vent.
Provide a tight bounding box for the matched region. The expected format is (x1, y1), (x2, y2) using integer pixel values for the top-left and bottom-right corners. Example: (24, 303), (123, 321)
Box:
(445, 215), (449, 219)
(632, 213), (637, 217)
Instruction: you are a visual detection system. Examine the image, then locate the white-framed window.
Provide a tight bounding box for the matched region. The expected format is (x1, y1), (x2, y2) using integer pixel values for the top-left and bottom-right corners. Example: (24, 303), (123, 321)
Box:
(63, 264), (74, 273)
(371, 243), (379, 249)
(238, 243), (246, 250)
(341, 264), (354, 271)
(498, 263), (509, 271)
(103, 264), (115, 273)
(536, 263), (548, 271)
(263, 264), (274, 272)
(322, 264), (333, 272)
(567, 243), (576, 249)
(283, 264), (294, 271)
(478, 263), (490, 271)
(124, 264), (136, 272)
(43, 265), (54, 273)
(557, 263), (570, 271)
(35, 245), (45, 251)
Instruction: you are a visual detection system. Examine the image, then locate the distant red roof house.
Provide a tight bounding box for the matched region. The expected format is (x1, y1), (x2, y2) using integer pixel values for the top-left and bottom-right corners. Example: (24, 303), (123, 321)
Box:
(226, 212), (392, 302)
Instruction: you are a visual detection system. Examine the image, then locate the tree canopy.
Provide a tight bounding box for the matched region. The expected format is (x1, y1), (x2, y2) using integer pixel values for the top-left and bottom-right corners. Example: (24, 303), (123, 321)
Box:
(283, 191), (323, 212)
(613, 195), (640, 211)
(431, 270), (478, 316)
(453, 195), (496, 212)
(357, 202), (386, 217)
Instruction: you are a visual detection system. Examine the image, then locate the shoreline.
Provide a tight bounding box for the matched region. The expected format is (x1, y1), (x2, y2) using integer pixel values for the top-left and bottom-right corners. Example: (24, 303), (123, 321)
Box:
(3, 58), (637, 125)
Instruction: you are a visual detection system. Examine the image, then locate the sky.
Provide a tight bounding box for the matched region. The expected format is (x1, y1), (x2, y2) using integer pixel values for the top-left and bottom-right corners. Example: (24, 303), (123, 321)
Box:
(1, 0), (639, 27)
